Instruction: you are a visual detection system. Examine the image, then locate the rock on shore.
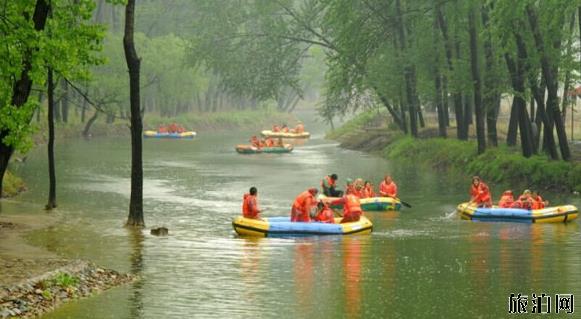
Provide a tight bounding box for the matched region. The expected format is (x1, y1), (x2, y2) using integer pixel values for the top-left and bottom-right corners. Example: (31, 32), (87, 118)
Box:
(0, 260), (135, 318)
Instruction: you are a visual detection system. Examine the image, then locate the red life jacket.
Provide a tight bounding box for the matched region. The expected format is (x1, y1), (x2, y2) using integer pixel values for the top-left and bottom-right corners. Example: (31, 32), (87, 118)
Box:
(531, 195), (545, 210)
(498, 194), (514, 208)
(517, 195), (533, 210)
(242, 194), (259, 219)
(291, 191), (315, 222)
(315, 205), (335, 223)
(471, 182), (491, 206)
(379, 181), (397, 197)
(340, 194), (362, 223)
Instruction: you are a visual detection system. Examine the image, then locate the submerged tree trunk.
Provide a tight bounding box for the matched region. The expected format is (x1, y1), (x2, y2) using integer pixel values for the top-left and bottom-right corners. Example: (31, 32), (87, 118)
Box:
(124, 0), (144, 226)
(46, 69), (57, 209)
(468, 8), (486, 154)
(0, 0), (50, 198)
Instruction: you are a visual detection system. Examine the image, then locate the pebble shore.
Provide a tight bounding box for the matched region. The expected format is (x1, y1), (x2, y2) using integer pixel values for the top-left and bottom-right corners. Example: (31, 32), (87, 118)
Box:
(0, 260), (135, 318)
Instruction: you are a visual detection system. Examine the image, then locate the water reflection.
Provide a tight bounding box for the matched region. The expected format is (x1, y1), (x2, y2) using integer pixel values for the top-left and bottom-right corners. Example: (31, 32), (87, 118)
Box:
(342, 236), (365, 319)
(128, 228), (144, 319)
(294, 241), (315, 317)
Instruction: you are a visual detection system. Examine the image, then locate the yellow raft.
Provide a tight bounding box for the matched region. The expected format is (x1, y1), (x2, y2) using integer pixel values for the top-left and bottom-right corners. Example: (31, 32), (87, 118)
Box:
(143, 130), (196, 139)
(232, 216), (373, 237)
(457, 202), (579, 223)
(260, 130), (310, 139)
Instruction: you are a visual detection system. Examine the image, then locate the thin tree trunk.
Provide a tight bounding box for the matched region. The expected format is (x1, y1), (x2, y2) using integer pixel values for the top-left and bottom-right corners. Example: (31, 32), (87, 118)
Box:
(481, 5), (498, 147)
(442, 76), (450, 127)
(0, 0), (50, 198)
(468, 8), (486, 154)
(526, 5), (570, 160)
(46, 69), (57, 209)
(124, 0), (144, 227)
(396, 0), (417, 137)
(61, 79), (69, 123)
(83, 110), (99, 138)
(436, 5), (465, 139)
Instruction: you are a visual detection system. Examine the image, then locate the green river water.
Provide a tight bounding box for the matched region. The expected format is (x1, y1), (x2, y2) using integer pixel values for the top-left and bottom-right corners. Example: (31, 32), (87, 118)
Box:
(2, 118), (581, 318)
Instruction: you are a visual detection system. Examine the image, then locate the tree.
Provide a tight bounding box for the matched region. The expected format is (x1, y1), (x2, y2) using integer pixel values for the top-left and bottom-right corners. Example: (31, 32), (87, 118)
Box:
(123, 0), (144, 227)
(0, 0), (51, 198)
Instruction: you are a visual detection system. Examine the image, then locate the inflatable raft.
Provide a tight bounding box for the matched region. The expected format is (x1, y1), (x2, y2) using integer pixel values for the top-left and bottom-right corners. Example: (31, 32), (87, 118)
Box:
(319, 195), (402, 211)
(144, 130), (196, 139)
(457, 202), (579, 223)
(235, 144), (294, 154)
(260, 130), (310, 139)
(232, 216), (373, 237)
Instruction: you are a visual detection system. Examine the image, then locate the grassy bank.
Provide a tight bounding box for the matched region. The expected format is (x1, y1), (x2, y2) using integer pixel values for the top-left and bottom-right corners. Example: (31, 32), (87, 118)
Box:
(329, 110), (581, 193)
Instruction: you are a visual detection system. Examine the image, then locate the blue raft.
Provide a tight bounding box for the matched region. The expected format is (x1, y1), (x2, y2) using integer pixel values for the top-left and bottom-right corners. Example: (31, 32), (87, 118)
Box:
(232, 216), (373, 237)
(457, 202), (578, 223)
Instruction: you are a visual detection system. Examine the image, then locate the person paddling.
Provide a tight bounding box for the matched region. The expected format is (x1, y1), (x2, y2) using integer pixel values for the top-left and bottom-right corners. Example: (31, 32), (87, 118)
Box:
(242, 187), (261, 219)
(469, 176), (492, 208)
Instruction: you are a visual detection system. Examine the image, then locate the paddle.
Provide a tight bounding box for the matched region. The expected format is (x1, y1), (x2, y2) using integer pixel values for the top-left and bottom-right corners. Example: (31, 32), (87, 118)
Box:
(396, 198), (412, 209)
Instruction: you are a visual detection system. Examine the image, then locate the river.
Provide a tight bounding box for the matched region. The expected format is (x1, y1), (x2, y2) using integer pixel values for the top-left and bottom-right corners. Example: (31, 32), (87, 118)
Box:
(3, 116), (581, 318)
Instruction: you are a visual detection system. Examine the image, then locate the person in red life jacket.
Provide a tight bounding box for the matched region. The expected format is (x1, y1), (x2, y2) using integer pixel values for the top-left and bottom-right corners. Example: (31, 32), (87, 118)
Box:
(242, 187), (261, 219)
(362, 181), (375, 198)
(168, 123), (179, 133)
(314, 201), (335, 224)
(321, 174), (343, 197)
(498, 190), (514, 208)
(379, 175), (398, 198)
(281, 124), (290, 133)
(250, 136), (261, 148)
(514, 189), (534, 210)
(158, 125), (168, 133)
(273, 124), (281, 132)
(264, 137), (275, 147)
(345, 178), (356, 195)
(330, 193), (363, 223)
(258, 138), (267, 148)
(176, 125), (185, 133)
(291, 188), (318, 222)
(531, 191), (548, 210)
(351, 179), (365, 198)
(468, 176), (492, 208)
(294, 122), (305, 133)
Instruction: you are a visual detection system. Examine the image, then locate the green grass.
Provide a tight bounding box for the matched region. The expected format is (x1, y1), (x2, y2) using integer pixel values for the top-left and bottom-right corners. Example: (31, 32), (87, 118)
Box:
(383, 137), (581, 192)
(2, 170), (26, 197)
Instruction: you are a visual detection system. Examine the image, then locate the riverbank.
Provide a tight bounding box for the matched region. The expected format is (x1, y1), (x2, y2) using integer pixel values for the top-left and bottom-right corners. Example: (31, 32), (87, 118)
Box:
(0, 214), (134, 318)
(328, 110), (581, 193)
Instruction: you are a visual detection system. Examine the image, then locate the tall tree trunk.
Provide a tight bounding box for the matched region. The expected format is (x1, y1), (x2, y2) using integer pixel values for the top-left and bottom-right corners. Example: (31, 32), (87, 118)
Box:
(436, 5), (465, 139)
(81, 97), (87, 123)
(46, 69), (57, 209)
(526, 5), (570, 160)
(396, 0), (417, 137)
(0, 0), (50, 198)
(60, 79), (69, 123)
(432, 9), (446, 138)
(37, 92), (44, 123)
(124, 0), (144, 227)
(468, 8), (486, 154)
(506, 95), (519, 146)
(481, 5), (498, 147)
(442, 76), (450, 127)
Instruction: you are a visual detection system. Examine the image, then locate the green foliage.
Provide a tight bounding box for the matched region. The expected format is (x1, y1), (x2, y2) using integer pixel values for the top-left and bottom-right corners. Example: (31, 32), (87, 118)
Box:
(52, 272), (79, 288)
(383, 135), (581, 192)
(0, 0), (105, 152)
